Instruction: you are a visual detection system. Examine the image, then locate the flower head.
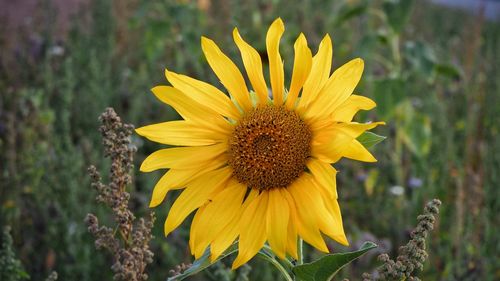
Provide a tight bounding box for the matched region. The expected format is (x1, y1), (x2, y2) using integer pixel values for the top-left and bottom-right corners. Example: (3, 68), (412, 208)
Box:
(136, 18), (383, 268)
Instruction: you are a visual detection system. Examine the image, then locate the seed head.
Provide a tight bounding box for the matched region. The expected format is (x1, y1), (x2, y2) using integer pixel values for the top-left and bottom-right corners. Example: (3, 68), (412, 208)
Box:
(228, 105), (311, 190)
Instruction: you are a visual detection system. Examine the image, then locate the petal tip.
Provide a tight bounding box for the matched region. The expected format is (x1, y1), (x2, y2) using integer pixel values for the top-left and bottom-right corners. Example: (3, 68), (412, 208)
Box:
(134, 127), (144, 136)
(164, 221), (175, 237)
(321, 34), (332, 45)
(365, 97), (377, 109)
(273, 17), (284, 27)
(336, 235), (350, 247)
(288, 251), (298, 260)
(274, 251), (286, 260)
(200, 36), (212, 48)
(319, 244), (330, 253)
(355, 57), (364, 67)
(365, 157), (378, 163)
(149, 198), (161, 208)
(231, 258), (244, 270)
(232, 28), (244, 44)
(295, 33), (308, 47)
(164, 68), (177, 82)
(268, 18), (285, 35)
(139, 161), (149, 172)
(150, 85), (163, 95)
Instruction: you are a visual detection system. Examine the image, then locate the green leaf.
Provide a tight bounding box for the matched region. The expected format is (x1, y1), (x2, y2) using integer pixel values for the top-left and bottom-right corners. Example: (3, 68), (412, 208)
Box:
(434, 63), (462, 80)
(292, 242), (377, 281)
(400, 113), (432, 157)
(382, 0), (414, 33)
(404, 41), (437, 81)
(333, 3), (367, 27)
(167, 245), (237, 281)
(372, 77), (406, 118)
(357, 132), (386, 148)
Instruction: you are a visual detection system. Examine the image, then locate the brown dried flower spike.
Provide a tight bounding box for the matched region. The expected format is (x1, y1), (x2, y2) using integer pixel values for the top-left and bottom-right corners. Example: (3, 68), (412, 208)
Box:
(85, 108), (155, 281)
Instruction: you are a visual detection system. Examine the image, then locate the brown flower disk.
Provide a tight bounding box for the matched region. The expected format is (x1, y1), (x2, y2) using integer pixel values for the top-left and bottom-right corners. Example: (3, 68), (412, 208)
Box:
(228, 105), (312, 190)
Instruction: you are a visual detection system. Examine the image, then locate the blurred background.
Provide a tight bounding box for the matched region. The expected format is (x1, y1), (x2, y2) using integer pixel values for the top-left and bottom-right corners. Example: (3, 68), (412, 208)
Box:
(0, 0), (499, 280)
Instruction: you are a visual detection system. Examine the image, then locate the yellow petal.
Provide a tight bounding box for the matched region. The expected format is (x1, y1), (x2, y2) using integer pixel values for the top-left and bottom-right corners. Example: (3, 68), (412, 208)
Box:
(210, 218), (239, 262)
(287, 175), (329, 253)
(338, 122), (385, 138)
(285, 33), (312, 110)
(311, 122), (384, 163)
(328, 199), (349, 246)
(151, 86), (223, 122)
(149, 154), (227, 208)
(266, 188), (289, 259)
(312, 178), (335, 216)
(266, 18), (285, 105)
(306, 118), (335, 139)
(150, 86), (231, 135)
(304, 58), (364, 121)
(331, 94), (376, 122)
(191, 179), (247, 259)
(233, 28), (269, 105)
(201, 37), (253, 112)
(282, 188), (298, 259)
(135, 121), (229, 146)
(164, 167), (232, 236)
(210, 189), (259, 261)
(308, 179), (347, 246)
(232, 191), (269, 269)
(307, 158), (338, 200)
(189, 204), (207, 255)
(343, 139), (377, 162)
(311, 182), (348, 247)
(165, 69), (240, 120)
(312, 131), (356, 164)
(140, 143), (227, 172)
(297, 34), (332, 112)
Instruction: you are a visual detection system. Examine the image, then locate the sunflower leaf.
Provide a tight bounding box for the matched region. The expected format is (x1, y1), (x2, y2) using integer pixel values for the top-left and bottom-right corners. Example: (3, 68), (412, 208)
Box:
(292, 241), (377, 281)
(357, 132), (386, 148)
(166, 244), (237, 281)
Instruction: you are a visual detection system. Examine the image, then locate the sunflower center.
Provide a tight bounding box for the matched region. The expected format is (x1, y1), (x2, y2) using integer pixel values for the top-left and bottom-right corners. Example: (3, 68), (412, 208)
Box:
(228, 105), (312, 190)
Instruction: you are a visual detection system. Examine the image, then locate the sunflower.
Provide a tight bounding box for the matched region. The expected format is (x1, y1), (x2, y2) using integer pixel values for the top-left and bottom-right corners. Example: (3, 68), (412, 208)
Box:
(136, 18), (383, 269)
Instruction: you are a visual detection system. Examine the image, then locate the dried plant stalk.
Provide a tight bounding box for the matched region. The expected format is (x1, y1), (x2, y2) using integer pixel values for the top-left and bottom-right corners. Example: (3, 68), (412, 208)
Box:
(85, 108), (155, 281)
(362, 199), (442, 281)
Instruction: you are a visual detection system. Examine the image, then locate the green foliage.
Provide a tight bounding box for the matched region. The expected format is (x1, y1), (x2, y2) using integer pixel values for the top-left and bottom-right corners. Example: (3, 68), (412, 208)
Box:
(167, 245), (238, 281)
(0, 227), (29, 281)
(333, 2), (368, 27)
(383, 0), (415, 33)
(373, 77), (406, 119)
(357, 132), (387, 149)
(293, 242), (377, 281)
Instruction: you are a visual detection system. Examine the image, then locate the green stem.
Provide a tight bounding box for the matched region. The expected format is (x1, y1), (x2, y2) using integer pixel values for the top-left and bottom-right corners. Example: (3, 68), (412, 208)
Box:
(262, 245), (294, 270)
(390, 33), (402, 76)
(297, 238), (304, 265)
(257, 252), (293, 281)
